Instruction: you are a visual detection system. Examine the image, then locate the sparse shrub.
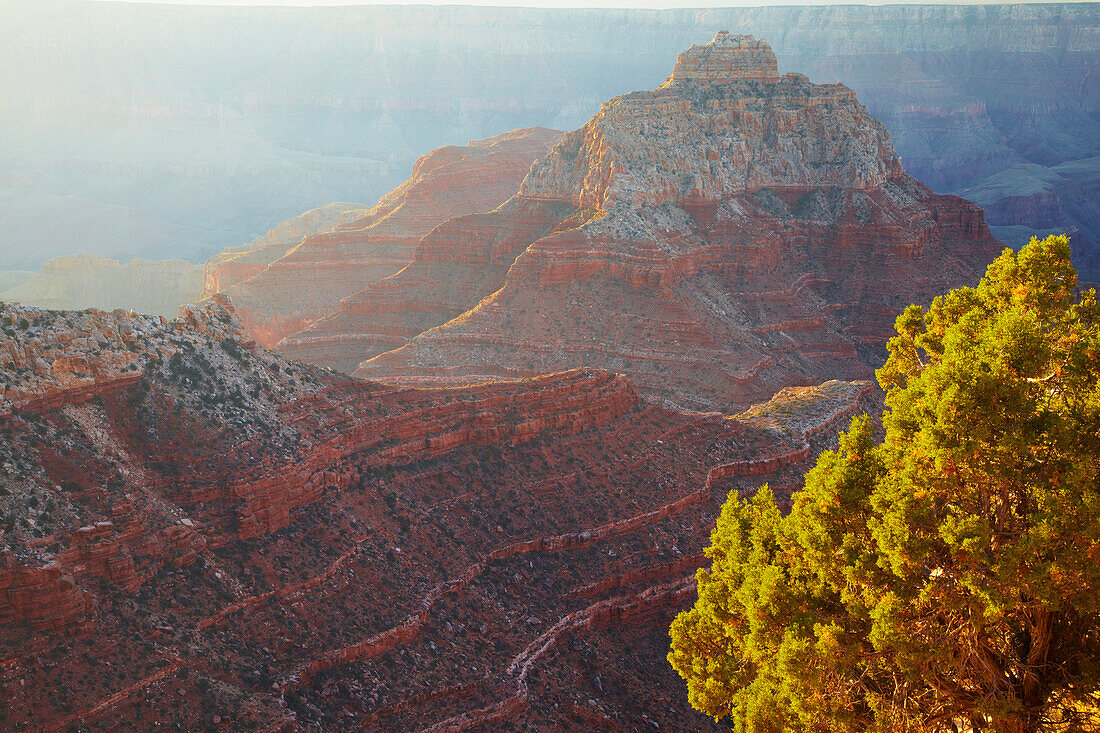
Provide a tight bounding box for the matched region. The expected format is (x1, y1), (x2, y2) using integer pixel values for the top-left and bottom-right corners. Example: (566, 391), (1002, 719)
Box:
(220, 337), (245, 362)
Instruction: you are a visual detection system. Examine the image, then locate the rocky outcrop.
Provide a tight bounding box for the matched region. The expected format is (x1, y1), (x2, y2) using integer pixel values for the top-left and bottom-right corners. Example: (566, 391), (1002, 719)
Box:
(0, 255), (204, 317)
(667, 32), (778, 85)
(212, 128), (560, 349)
(346, 35), (1000, 411)
(0, 297), (874, 731)
(0, 295), (249, 413)
(0, 555), (92, 631)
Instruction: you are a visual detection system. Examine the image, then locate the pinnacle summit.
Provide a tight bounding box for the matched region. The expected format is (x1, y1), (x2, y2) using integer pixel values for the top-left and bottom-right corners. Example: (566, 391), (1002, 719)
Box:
(667, 32), (780, 85)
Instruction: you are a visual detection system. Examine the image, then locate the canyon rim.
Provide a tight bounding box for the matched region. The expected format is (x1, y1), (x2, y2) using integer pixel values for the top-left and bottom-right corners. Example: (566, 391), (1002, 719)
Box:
(1, 14), (1095, 733)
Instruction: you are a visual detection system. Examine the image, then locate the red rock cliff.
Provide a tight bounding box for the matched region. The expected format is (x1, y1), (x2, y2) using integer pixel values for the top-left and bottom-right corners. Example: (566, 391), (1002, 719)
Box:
(210, 127), (561, 349)
(340, 34), (1001, 411)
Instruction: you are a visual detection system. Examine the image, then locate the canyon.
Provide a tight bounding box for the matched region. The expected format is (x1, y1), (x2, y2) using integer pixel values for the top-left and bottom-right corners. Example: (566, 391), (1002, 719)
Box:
(963, 157), (1100, 282)
(299, 34), (1002, 412)
(0, 295), (876, 730)
(0, 16), (1089, 732)
(2, 2), (1095, 283)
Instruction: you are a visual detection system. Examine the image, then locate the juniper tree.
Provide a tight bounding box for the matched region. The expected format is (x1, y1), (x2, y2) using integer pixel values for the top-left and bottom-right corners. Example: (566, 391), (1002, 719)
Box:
(669, 236), (1100, 732)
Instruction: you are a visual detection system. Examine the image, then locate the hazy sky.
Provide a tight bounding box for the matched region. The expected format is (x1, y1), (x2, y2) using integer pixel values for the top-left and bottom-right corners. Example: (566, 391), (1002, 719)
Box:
(85, 0), (1083, 7)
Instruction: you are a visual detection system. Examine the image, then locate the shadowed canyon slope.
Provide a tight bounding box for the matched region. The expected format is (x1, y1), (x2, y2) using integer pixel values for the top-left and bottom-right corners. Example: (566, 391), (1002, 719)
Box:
(0, 256), (204, 318)
(2, 2), (1096, 276)
(0, 297), (875, 730)
(962, 157), (1100, 281)
(215, 128), (561, 348)
(305, 34), (1002, 411)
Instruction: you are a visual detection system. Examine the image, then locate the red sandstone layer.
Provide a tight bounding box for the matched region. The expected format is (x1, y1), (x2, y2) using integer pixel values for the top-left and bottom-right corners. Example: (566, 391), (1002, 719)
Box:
(212, 127), (561, 348)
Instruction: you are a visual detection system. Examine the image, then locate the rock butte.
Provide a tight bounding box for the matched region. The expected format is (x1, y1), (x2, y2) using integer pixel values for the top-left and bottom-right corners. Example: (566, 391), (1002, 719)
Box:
(282, 33), (1002, 411)
(0, 294), (875, 730)
(214, 127), (562, 349)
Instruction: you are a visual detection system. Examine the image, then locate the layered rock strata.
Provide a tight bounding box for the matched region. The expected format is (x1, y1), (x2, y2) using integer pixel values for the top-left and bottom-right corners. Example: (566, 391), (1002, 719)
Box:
(214, 127), (561, 349)
(329, 34), (1001, 411)
(0, 298), (874, 731)
(284, 197), (584, 373)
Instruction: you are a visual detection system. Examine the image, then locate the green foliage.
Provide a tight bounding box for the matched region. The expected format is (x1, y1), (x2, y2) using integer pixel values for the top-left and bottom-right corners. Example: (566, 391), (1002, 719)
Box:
(669, 236), (1100, 732)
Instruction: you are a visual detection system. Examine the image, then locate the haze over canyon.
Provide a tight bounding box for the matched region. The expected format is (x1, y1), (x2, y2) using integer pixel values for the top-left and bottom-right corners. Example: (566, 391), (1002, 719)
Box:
(0, 27), (1039, 731)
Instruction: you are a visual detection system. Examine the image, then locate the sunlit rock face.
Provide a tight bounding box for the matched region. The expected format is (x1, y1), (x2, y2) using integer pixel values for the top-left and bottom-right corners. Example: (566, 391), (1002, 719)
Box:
(344, 34), (1000, 412)
(668, 31), (779, 85)
(522, 33), (902, 210)
(0, 292), (876, 731)
(209, 127), (561, 349)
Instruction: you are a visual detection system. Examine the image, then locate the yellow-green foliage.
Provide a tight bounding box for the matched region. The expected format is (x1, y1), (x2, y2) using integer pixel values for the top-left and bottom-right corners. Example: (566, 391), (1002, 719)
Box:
(669, 236), (1100, 733)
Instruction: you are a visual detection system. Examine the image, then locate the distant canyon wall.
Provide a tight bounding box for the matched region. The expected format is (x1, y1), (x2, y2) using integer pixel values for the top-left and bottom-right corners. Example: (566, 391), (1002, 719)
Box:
(0, 256), (203, 317)
(1, 1), (1096, 278)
